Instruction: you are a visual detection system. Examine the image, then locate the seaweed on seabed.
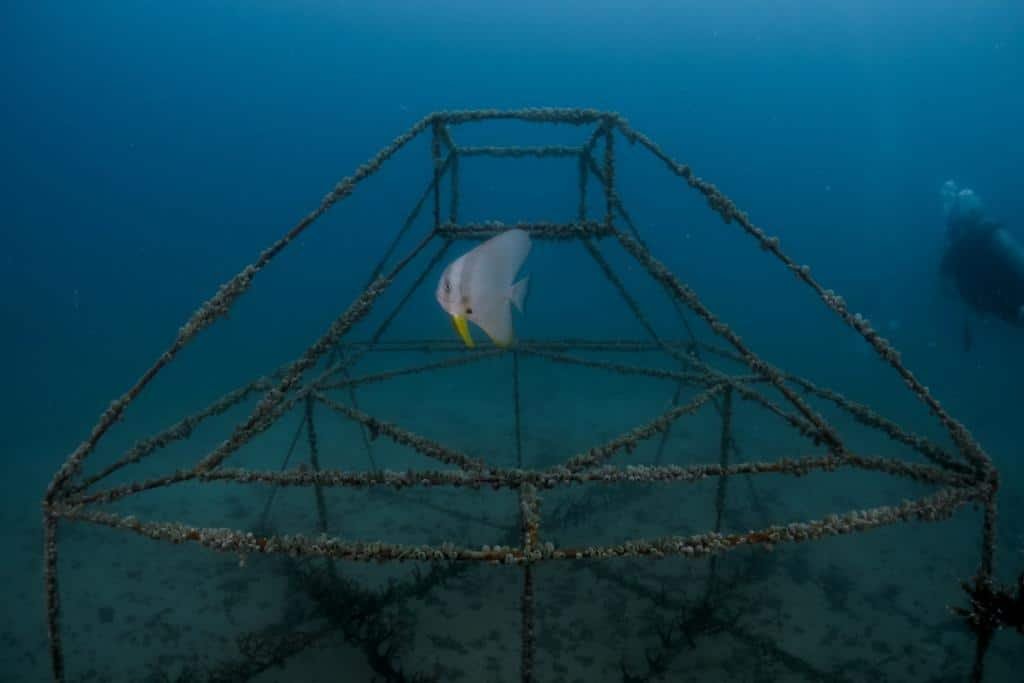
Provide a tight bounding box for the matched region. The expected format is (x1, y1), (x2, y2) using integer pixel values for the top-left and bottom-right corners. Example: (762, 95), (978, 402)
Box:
(284, 556), (467, 683)
(203, 626), (336, 683)
(953, 571), (1024, 636)
(157, 554), (468, 682)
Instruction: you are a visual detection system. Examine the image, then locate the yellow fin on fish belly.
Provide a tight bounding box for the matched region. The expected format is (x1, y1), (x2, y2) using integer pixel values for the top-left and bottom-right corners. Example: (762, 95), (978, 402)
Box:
(451, 314), (475, 348)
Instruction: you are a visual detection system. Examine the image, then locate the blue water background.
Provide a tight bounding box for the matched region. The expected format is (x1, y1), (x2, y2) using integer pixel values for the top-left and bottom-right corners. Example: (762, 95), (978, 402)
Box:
(2, 1), (1023, 679)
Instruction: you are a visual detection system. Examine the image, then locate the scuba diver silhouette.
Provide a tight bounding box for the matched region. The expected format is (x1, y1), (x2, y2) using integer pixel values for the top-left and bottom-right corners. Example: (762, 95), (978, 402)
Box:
(940, 181), (1024, 349)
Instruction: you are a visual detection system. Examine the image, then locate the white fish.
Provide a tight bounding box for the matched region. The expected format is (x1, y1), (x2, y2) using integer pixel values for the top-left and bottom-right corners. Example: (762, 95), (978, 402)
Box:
(436, 229), (531, 347)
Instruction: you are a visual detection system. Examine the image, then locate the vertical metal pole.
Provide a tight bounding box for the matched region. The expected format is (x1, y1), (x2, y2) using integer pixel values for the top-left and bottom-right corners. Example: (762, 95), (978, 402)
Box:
(448, 126), (460, 225)
(653, 382), (685, 467)
(305, 396), (337, 579)
(513, 352), (524, 469)
(256, 414), (307, 532)
(970, 627), (993, 683)
(521, 563), (535, 683)
(43, 509), (65, 683)
(431, 121), (443, 232)
(305, 396), (329, 534)
(713, 387), (733, 534)
(970, 488), (999, 682)
(577, 148), (588, 223)
(704, 387), (733, 604)
(513, 352), (534, 682)
(980, 490), (997, 580)
(602, 119), (615, 230)
(335, 346), (378, 473)
(344, 377), (378, 473)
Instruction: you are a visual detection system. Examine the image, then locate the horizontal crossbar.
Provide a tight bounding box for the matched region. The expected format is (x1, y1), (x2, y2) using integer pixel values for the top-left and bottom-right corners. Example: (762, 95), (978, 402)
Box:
(54, 483), (984, 565)
(435, 220), (614, 240)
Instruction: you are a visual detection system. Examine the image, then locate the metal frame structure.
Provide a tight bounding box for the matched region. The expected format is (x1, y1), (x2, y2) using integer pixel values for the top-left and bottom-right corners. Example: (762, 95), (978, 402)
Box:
(42, 108), (1003, 682)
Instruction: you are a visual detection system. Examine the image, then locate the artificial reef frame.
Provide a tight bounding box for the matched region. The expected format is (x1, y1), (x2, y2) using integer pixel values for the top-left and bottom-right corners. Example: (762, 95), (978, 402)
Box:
(42, 108), (1005, 682)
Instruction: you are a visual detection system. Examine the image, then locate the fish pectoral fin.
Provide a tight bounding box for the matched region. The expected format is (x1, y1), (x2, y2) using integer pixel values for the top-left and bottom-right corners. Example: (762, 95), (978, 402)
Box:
(451, 314), (475, 348)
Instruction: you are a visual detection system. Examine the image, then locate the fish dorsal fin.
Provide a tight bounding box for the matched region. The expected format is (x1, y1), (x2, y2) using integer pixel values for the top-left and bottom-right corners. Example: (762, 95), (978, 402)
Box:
(467, 230), (532, 296)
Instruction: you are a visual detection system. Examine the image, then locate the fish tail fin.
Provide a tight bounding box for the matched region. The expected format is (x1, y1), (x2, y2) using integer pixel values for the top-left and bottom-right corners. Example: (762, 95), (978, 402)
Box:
(509, 276), (529, 313)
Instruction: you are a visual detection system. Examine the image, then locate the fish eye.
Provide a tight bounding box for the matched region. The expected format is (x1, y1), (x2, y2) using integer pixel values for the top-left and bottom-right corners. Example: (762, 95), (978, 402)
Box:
(444, 281), (451, 293)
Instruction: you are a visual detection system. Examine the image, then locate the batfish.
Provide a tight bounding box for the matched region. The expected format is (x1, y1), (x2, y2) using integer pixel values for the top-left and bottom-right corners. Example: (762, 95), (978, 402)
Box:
(436, 229), (531, 347)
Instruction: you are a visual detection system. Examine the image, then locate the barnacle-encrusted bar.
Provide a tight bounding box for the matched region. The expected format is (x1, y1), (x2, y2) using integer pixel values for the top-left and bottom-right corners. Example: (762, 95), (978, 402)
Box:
(342, 338), (679, 352)
(602, 117), (615, 229)
(613, 116), (993, 473)
(53, 483), (981, 566)
(458, 145), (581, 158)
(614, 231), (849, 457)
(42, 512), (63, 683)
(438, 108), (608, 126)
(362, 152), (452, 287)
(520, 562), (535, 683)
(519, 483), (539, 682)
(70, 376), (274, 495)
(318, 348), (505, 392)
(582, 236), (663, 343)
(517, 347), (747, 386)
(520, 485), (541, 555)
(314, 393), (486, 472)
(785, 373), (968, 474)
(320, 240), (455, 385)
(435, 220), (613, 241)
(564, 385), (725, 471)
(193, 277), (394, 474)
(44, 116), (435, 504)
(192, 453), (964, 490)
(66, 451), (966, 511)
